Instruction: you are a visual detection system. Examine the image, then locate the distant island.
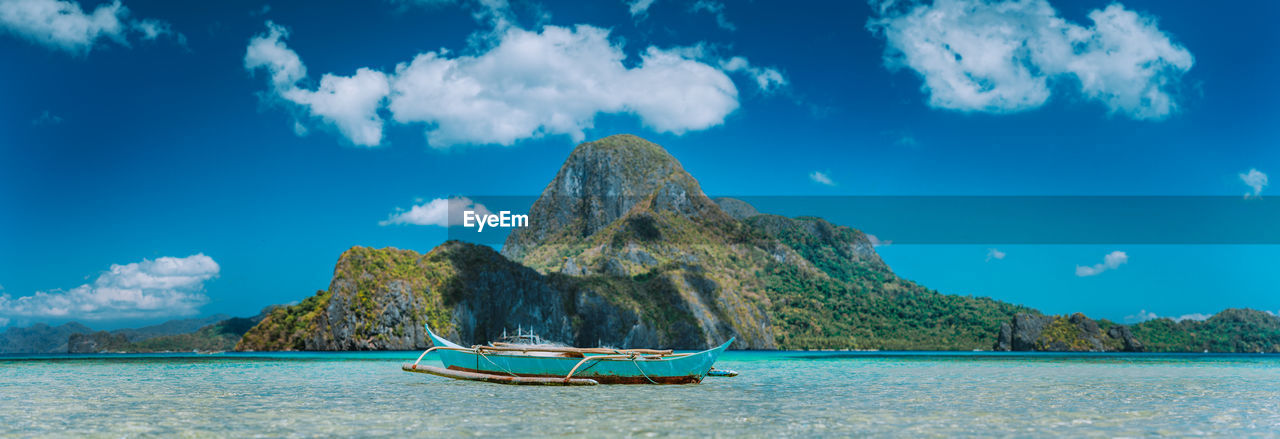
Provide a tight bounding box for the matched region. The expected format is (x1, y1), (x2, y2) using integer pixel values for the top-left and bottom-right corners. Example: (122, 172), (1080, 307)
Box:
(3, 135), (1276, 354)
(0, 312), (267, 354)
(235, 135), (1280, 353)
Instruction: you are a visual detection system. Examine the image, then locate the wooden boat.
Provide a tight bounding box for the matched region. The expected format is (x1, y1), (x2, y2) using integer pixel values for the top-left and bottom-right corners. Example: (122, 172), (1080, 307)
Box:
(402, 325), (734, 385)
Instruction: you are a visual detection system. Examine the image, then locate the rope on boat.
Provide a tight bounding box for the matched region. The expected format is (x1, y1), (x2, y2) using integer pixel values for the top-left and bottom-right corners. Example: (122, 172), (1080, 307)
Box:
(564, 353), (636, 381)
(474, 345), (521, 377)
(631, 358), (659, 385)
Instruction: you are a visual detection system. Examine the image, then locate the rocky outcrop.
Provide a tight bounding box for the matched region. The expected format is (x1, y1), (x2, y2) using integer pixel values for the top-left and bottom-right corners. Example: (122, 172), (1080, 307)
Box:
(995, 313), (1054, 351)
(995, 313), (1143, 352)
(239, 243), (576, 350)
(714, 197), (759, 220)
(500, 134), (777, 349)
(1107, 325), (1144, 352)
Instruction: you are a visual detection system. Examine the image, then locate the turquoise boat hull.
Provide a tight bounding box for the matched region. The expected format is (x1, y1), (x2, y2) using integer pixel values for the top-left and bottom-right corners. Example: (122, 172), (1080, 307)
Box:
(424, 325), (733, 384)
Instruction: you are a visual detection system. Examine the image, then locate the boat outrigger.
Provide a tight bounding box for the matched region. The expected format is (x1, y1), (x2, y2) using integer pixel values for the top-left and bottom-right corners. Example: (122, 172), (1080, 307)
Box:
(402, 325), (735, 385)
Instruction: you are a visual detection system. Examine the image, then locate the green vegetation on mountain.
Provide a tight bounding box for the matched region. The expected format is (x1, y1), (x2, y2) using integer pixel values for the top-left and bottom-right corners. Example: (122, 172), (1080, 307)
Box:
(1129, 308), (1280, 353)
(68, 315), (263, 353)
(748, 215), (1033, 349)
(238, 241), (580, 351)
(994, 309), (1280, 353)
(237, 245), (461, 351)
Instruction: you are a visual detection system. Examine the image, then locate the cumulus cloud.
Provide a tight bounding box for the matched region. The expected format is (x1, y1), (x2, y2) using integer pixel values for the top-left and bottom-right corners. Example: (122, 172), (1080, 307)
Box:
(31, 110), (62, 126)
(719, 56), (787, 93)
(986, 248), (1006, 261)
(247, 20), (765, 148)
(1075, 250), (1127, 277)
(1240, 168), (1268, 199)
(246, 22), (390, 147)
(809, 170), (836, 186)
(380, 197), (493, 226)
(691, 0), (734, 31)
(868, 0), (1194, 120)
(627, 0), (656, 18)
(0, 0), (180, 55)
(1124, 309), (1211, 324)
(388, 25), (737, 147)
(0, 254), (219, 321)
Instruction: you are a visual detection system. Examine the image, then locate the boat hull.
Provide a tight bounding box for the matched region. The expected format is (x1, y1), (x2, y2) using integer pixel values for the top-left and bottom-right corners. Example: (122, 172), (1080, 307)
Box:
(423, 325), (732, 385)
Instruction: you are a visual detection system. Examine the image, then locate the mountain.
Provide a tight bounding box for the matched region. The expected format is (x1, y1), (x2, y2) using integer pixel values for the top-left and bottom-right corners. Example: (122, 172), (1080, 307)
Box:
(68, 312), (268, 353)
(240, 134), (1032, 350)
(994, 309), (1280, 353)
(994, 313), (1144, 352)
(237, 243), (574, 351)
(0, 314), (240, 354)
(1129, 308), (1280, 353)
(0, 322), (92, 354)
(111, 314), (231, 342)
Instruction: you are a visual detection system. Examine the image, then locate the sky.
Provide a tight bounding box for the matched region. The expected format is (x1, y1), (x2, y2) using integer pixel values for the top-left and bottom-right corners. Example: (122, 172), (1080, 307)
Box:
(1, 0), (1278, 329)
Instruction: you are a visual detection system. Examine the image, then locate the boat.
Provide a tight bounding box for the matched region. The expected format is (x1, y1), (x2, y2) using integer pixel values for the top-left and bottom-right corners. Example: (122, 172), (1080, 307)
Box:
(402, 325), (734, 385)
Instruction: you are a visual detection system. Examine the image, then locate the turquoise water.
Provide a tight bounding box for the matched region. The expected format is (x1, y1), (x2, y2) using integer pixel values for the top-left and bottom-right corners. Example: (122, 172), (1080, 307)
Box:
(2, 351), (1278, 437)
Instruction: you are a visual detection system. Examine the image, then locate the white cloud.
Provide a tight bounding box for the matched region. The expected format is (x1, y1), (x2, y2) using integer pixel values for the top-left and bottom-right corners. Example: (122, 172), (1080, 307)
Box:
(380, 197), (493, 227)
(691, 0), (734, 31)
(868, 0), (1193, 120)
(1075, 250), (1127, 277)
(1125, 309), (1211, 323)
(0, 254), (219, 321)
(0, 0), (179, 55)
(1174, 313), (1210, 322)
(388, 25), (737, 147)
(246, 22), (389, 147)
(627, 0), (656, 18)
(719, 56), (787, 93)
(132, 18), (170, 41)
(1124, 309), (1158, 323)
(248, 21), (748, 148)
(809, 170), (836, 186)
(986, 248), (1006, 261)
(31, 110), (62, 126)
(1240, 168), (1268, 199)
(244, 21), (306, 90)
(282, 68), (390, 147)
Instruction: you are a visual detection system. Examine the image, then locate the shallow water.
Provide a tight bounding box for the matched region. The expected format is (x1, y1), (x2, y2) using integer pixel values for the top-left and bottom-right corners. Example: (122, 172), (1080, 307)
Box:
(2, 351), (1278, 437)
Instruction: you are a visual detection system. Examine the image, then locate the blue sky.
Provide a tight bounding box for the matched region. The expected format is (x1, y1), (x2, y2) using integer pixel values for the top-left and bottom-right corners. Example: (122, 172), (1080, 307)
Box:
(1, 0), (1278, 329)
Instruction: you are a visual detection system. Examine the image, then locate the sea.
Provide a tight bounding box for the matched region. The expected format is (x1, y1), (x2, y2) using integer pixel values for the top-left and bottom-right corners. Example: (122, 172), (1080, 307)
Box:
(1, 351), (1277, 437)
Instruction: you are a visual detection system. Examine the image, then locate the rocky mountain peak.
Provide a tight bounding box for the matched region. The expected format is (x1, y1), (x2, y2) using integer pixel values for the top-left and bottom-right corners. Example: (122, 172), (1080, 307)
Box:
(503, 134), (725, 261)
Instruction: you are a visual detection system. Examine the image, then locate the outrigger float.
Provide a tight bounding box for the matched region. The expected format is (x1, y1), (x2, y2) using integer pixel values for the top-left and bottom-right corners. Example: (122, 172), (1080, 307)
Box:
(402, 325), (736, 385)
